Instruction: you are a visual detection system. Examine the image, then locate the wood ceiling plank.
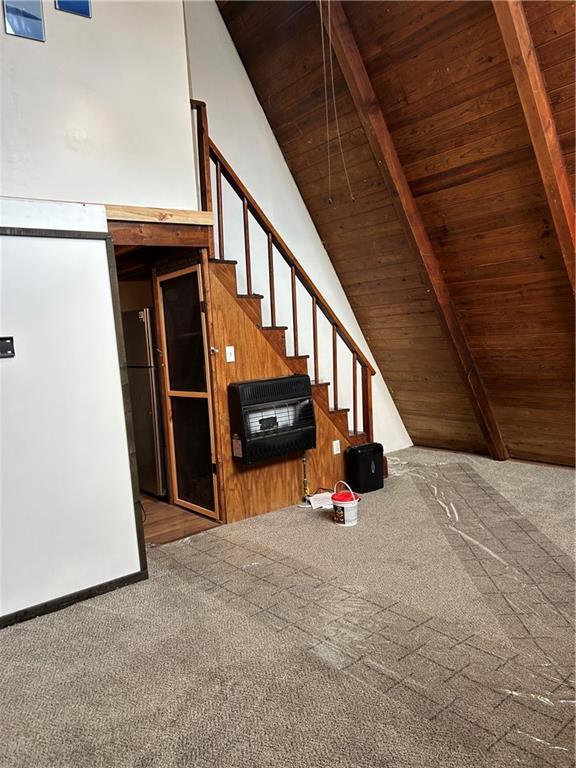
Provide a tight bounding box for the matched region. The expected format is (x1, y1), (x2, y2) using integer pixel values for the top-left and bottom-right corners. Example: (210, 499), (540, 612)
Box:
(528, 3), (576, 46)
(386, 62), (514, 133)
(493, 0), (575, 291)
(333, 247), (416, 274)
(311, 190), (394, 227)
(396, 103), (528, 167)
(443, 252), (565, 284)
(541, 56), (575, 90)
(523, 1), (574, 26)
(324, 1), (507, 460)
(363, 1), (492, 78)
(393, 83), (521, 157)
(533, 27), (575, 69)
(370, 14), (506, 113)
(409, 146), (534, 197)
(347, 1), (470, 67)
(404, 125), (532, 185)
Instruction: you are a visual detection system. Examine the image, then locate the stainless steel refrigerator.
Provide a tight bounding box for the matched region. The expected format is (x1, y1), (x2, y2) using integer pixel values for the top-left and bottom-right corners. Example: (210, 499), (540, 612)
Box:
(122, 308), (166, 497)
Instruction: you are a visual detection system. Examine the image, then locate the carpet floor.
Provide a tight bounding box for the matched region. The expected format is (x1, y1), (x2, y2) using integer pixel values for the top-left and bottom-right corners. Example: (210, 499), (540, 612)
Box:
(0, 448), (574, 767)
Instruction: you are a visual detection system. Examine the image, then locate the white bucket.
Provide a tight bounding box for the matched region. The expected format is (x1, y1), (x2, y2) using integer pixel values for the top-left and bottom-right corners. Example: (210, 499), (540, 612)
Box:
(331, 481), (360, 527)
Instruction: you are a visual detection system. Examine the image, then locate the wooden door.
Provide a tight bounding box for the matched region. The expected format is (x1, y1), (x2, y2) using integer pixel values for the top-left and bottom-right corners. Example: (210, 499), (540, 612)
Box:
(154, 265), (219, 519)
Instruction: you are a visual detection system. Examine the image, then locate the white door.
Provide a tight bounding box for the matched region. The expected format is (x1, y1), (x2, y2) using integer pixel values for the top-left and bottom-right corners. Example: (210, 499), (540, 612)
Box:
(0, 222), (143, 617)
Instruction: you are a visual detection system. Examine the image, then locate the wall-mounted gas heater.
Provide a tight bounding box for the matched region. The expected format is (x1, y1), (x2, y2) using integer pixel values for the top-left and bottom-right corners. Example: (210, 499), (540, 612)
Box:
(228, 374), (316, 465)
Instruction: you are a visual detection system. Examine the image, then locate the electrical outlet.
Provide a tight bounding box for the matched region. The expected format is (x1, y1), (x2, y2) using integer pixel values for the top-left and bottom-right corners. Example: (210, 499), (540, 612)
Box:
(225, 345), (235, 363)
(332, 439), (341, 455)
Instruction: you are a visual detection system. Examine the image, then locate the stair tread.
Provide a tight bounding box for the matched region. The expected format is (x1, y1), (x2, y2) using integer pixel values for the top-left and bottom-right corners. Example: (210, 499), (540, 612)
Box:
(330, 407), (350, 414)
(287, 354), (309, 360)
(261, 325), (288, 331)
(237, 293), (264, 299)
(208, 258), (238, 265)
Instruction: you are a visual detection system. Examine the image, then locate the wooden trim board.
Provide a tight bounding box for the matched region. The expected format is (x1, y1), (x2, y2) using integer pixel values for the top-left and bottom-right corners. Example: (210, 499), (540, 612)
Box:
(106, 204), (214, 227)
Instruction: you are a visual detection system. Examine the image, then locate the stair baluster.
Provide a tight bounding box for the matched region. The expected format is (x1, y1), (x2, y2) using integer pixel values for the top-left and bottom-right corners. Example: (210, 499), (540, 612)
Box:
(352, 352), (358, 436)
(215, 160), (224, 260)
(291, 265), (299, 357)
(312, 296), (319, 384)
(332, 324), (339, 411)
(267, 232), (276, 327)
(242, 197), (252, 295)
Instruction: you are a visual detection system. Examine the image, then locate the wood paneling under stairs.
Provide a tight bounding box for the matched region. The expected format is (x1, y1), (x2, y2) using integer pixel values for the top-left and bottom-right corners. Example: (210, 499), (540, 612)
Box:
(141, 495), (217, 545)
(208, 263), (351, 523)
(219, 0), (575, 466)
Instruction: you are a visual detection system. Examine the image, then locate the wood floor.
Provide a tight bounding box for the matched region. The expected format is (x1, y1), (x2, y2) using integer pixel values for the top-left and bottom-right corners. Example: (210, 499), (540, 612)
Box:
(141, 495), (217, 545)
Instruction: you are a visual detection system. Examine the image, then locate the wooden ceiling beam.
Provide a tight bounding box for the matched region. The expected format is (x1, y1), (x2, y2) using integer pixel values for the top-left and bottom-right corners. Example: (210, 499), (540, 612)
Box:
(322, 0), (508, 461)
(492, 0), (575, 293)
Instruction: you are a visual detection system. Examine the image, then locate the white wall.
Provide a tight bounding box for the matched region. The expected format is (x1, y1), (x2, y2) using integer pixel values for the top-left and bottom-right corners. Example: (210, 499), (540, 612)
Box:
(0, 1), (197, 209)
(0, 199), (142, 617)
(184, 0), (411, 452)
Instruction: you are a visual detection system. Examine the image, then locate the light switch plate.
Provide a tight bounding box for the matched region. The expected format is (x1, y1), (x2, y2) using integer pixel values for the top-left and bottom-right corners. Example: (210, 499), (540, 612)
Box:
(225, 345), (235, 363)
(332, 439), (341, 455)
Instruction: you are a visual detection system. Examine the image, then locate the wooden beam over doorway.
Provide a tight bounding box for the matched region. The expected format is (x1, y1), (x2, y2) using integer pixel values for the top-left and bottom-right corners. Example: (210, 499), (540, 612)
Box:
(322, 0), (508, 461)
(108, 221), (212, 248)
(492, 0), (575, 293)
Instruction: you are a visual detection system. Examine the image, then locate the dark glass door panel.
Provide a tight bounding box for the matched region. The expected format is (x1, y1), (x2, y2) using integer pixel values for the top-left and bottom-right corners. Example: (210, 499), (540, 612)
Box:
(171, 397), (215, 511)
(162, 272), (206, 392)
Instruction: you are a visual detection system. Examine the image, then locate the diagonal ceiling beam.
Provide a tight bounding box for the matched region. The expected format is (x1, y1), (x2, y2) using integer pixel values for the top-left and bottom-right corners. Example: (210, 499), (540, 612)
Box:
(492, 0), (575, 293)
(322, 0), (508, 461)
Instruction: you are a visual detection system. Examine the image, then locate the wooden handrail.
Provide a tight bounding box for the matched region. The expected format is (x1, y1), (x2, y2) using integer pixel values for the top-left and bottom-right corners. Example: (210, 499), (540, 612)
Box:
(208, 139), (375, 377)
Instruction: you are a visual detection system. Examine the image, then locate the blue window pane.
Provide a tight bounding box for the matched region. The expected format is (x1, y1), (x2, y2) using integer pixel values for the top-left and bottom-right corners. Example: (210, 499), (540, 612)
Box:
(55, 0), (90, 17)
(3, 0), (45, 41)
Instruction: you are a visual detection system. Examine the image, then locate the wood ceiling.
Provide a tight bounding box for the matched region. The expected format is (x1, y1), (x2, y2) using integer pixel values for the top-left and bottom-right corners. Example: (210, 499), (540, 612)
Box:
(218, 0), (575, 465)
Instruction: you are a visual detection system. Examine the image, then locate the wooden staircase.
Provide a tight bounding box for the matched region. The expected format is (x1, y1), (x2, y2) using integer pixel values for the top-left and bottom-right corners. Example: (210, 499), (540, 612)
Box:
(191, 100), (375, 447)
(209, 256), (367, 446)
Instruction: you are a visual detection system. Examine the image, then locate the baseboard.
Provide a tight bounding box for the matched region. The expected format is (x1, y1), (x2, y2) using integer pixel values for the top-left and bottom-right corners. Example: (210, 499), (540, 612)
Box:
(0, 569), (148, 629)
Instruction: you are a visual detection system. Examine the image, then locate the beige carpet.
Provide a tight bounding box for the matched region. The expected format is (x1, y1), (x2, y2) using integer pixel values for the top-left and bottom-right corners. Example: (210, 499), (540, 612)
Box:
(0, 448), (573, 767)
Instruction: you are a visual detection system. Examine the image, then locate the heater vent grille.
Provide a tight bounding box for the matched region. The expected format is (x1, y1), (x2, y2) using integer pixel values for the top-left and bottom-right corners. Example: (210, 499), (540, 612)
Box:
(228, 375), (316, 464)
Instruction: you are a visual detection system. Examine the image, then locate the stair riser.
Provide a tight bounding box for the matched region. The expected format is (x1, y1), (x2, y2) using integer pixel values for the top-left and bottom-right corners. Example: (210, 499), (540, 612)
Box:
(330, 410), (350, 435)
(288, 357), (309, 376)
(311, 383), (329, 410)
(211, 261), (237, 296)
(261, 329), (286, 357)
(238, 297), (262, 326)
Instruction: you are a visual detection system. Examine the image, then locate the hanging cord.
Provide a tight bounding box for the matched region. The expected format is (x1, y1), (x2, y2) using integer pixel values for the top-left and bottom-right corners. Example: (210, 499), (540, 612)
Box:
(327, 0), (355, 203)
(319, 0), (333, 204)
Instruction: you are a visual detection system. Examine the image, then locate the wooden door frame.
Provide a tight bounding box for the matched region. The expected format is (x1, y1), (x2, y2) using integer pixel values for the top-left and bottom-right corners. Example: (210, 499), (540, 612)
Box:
(153, 264), (220, 520)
